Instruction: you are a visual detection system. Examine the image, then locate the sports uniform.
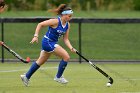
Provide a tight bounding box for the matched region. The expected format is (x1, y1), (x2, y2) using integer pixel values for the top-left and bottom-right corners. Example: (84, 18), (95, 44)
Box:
(42, 16), (69, 52)
(20, 8), (74, 86)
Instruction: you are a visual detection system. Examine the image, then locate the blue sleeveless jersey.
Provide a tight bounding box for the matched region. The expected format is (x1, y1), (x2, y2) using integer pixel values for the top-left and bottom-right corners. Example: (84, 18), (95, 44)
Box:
(45, 17), (69, 42)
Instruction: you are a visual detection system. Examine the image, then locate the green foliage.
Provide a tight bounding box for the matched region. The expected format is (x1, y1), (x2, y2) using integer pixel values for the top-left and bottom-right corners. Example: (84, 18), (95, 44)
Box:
(93, 0), (134, 11)
(48, 0), (70, 6)
(133, 0), (140, 10)
(4, 0), (140, 11)
(5, 0), (34, 11)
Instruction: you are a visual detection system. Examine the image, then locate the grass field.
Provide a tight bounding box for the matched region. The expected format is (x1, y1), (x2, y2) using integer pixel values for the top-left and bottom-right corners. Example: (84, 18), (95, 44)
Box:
(0, 62), (140, 93)
(0, 23), (140, 60)
(0, 10), (140, 93)
(0, 11), (140, 60)
(1, 10), (140, 18)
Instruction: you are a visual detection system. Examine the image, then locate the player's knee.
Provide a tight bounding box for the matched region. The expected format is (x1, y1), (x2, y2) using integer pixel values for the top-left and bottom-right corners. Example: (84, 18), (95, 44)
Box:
(63, 55), (70, 62)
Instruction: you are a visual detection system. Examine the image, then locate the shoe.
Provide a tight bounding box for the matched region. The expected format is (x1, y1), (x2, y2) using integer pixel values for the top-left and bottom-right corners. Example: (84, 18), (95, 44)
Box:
(20, 74), (29, 87)
(54, 76), (68, 84)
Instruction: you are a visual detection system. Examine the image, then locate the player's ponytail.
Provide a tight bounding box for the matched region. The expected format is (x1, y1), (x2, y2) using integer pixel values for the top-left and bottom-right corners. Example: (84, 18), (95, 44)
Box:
(51, 4), (72, 15)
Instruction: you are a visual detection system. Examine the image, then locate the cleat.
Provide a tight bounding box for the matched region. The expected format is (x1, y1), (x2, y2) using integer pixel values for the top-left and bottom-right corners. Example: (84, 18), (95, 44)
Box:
(54, 76), (68, 84)
(20, 74), (29, 87)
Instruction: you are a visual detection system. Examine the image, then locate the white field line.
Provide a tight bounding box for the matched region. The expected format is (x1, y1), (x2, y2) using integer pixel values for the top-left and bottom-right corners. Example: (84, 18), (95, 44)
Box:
(0, 67), (140, 81)
(0, 67), (58, 73)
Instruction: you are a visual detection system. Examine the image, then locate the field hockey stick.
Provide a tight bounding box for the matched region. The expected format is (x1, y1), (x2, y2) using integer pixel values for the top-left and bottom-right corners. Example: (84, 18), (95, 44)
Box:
(76, 51), (113, 86)
(0, 41), (30, 63)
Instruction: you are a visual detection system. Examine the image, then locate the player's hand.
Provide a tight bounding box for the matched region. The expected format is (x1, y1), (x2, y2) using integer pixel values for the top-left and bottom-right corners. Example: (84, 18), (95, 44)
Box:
(0, 41), (4, 45)
(71, 48), (77, 53)
(30, 37), (38, 44)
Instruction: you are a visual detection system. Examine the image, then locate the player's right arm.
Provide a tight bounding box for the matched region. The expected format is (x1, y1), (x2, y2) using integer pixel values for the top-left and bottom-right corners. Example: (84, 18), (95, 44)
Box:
(30, 19), (58, 43)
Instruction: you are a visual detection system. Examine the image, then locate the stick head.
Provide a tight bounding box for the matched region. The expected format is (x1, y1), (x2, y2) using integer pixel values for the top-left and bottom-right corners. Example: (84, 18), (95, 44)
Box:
(26, 57), (31, 63)
(0, 41), (4, 46)
(106, 82), (112, 87)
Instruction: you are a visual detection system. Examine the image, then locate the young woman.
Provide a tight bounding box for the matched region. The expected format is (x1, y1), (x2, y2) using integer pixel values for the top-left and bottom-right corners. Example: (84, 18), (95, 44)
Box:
(0, 0), (5, 13)
(20, 4), (76, 86)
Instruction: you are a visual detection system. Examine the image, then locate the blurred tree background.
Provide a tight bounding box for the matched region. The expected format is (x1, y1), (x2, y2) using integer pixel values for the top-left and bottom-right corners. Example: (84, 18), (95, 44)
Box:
(4, 0), (140, 11)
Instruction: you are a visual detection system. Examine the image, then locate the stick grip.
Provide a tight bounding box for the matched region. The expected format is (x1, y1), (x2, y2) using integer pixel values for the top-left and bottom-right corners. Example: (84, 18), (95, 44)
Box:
(76, 51), (89, 62)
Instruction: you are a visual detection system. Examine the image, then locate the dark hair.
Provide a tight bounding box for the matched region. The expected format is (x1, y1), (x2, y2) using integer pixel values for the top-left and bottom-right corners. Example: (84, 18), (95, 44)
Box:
(52, 4), (72, 15)
(0, 0), (5, 8)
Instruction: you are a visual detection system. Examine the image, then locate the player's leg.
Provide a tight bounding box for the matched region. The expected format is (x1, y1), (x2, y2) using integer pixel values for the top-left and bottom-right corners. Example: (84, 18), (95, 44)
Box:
(21, 50), (51, 86)
(53, 45), (70, 84)
(26, 50), (52, 78)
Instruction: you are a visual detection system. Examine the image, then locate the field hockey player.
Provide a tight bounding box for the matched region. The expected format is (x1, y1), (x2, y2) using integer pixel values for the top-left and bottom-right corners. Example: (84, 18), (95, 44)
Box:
(20, 4), (76, 86)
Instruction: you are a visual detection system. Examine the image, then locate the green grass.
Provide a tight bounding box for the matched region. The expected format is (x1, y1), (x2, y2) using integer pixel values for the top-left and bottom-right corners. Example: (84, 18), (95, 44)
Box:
(0, 11), (140, 60)
(1, 10), (140, 18)
(0, 62), (140, 93)
(1, 23), (140, 60)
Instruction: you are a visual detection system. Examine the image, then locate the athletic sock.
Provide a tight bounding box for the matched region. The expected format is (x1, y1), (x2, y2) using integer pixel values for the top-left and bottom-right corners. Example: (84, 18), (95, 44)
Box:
(26, 62), (40, 79)
(56, 59), (68, 78)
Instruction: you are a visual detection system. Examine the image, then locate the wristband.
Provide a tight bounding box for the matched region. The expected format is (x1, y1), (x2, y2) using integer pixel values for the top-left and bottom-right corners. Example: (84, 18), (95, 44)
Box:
(34, 34), (38, 37)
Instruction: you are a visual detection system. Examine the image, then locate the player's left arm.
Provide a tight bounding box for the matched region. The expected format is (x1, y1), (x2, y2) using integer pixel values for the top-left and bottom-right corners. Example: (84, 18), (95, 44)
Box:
(63, 23), (76, 53)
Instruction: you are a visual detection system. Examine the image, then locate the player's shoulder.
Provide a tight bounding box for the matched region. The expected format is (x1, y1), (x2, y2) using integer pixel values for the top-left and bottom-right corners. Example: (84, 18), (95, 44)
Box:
(48, 18), (58, 23)
(46, 18), (59, 26)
